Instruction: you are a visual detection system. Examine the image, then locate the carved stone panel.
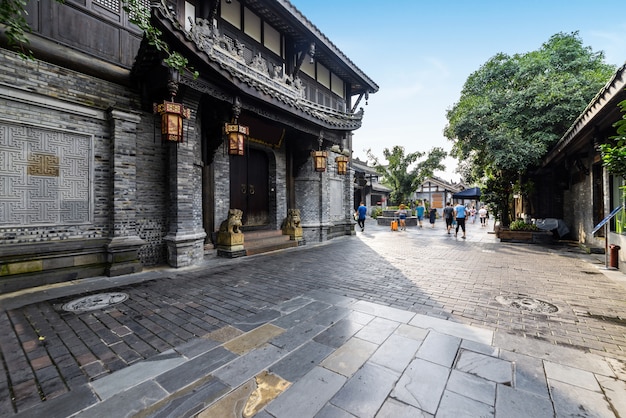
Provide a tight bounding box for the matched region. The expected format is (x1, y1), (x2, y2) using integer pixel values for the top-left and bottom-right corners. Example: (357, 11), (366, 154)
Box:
(0, 122), (93, 226)
(330, 178), (343, 220)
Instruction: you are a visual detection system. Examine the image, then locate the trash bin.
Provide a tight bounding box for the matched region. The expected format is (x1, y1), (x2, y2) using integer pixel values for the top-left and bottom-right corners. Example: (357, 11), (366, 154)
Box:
(609, 244), (621, 268)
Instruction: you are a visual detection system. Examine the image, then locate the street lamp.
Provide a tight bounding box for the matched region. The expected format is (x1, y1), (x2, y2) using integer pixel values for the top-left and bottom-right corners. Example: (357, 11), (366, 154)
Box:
(336, 155), (349, 175)
(153, 70), (190, 143)
(225, 96), (249, 156)
(311, 133), (327, 172)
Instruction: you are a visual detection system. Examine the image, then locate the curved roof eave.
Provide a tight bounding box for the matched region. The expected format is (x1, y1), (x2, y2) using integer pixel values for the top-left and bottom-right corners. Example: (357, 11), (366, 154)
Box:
(152, 7), (365, 131)
(542, 63), (626, 167)
(275, 0), (379, 94)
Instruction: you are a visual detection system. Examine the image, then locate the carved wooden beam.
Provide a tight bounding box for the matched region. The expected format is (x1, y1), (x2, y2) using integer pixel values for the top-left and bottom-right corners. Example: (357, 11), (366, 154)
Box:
(292, 42), (315, 78)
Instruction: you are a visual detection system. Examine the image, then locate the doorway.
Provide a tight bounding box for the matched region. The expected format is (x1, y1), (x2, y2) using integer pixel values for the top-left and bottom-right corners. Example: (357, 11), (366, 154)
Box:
(230, 148), (270, 227)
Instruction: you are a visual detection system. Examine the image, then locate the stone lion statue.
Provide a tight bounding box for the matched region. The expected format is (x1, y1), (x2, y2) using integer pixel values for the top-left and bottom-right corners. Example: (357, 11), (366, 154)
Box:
(219, 209), (243, 234)
(281, 209), (301, 230)
(281, 209), (303, 240)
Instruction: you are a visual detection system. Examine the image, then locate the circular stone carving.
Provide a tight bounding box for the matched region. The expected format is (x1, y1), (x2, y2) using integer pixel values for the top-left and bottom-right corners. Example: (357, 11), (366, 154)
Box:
(62, 292), (129, 312)
(495, 295), (558, 313)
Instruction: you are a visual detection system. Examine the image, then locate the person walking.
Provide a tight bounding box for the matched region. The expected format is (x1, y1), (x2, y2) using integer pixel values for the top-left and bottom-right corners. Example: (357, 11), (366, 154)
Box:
(443, 202), (455, 234)
(454, 202), (467, 239)
(479, 206), (488, 227)
(355, 202), (367, 232)
(470, 206), (477, 224)
(429, 207), (437, 228)
(416, 201), (426, 228)
(396, 204), (408, 231)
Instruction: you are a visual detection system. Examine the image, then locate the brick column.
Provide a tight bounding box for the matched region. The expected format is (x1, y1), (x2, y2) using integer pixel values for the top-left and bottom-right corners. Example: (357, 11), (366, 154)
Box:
(164, 93), (207, 267)
(106, 108), (146, 276)
(295, 154), (330, 243)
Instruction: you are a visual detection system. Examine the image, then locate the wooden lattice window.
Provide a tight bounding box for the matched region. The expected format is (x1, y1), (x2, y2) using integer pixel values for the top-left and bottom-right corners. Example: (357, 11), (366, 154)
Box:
(94, 0), (120, 13)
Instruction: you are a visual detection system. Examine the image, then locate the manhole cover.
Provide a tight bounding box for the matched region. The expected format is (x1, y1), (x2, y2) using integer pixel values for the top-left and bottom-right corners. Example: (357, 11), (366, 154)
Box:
(495, 295), (558, 313)
(62, 292), (129, 312)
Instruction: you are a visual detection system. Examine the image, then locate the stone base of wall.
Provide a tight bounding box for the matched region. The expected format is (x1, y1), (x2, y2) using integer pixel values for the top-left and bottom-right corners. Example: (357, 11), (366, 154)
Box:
(302, 222), (353, 243)
(106, 236), (146, 277)
(328, 222), (354, 239)
(164, 232), (207, 267)
(0, 239), (110, 293)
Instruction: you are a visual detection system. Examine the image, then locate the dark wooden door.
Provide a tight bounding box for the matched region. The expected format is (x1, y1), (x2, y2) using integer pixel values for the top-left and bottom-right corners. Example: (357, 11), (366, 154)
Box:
(230, 148), (269, 227)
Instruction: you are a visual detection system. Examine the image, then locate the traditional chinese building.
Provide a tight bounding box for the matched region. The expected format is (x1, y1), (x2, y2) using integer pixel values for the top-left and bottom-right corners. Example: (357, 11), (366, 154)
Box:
(533, 64), (626, 255)
(0, 0), (378, 292)
(413, 177), (463, 215)
(351, 158), (390, 214)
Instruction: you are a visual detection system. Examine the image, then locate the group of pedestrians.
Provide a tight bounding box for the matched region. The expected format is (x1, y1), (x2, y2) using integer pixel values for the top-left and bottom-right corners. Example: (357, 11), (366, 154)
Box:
(442, 202), (489, 238)
(355, 201), (489, 238)
(446, 202), (467, 238)
(410, 201), (434, 228)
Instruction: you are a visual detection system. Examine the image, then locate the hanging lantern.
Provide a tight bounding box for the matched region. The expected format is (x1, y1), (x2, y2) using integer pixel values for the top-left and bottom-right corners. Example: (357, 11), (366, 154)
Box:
(311, 150), (328, 172)
(154, 101), (190, 143)
(336, 155), (349, 175)
(225, 122), (249, 156)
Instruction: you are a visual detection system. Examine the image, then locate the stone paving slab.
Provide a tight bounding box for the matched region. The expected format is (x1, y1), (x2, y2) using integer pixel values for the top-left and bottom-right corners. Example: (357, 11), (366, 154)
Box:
(495, 384), (554, 418)
(329, 362), (399, 417)
(263, 367), (346, 418)
(416, 331), (462, 367)
(90, 351), (185, 400)
(392, 357), (450, 414)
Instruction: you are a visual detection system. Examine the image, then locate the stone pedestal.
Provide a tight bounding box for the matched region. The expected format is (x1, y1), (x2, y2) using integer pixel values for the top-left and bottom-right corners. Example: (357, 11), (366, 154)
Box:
(217, 232), (246, 258)
(216, 209), (246, 258)
(164, 232), (207, 267)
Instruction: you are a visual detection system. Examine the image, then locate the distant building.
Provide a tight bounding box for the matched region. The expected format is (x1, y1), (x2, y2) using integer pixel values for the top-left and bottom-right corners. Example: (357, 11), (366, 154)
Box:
(413, 177), (464, 215)
(352, 159), (391, 214)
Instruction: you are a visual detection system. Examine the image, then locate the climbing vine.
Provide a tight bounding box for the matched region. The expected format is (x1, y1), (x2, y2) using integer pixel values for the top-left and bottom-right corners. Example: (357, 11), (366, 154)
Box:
(599, 99), (626, 180)
(0, 0), (33, 58)
(1, 0), (197, 76)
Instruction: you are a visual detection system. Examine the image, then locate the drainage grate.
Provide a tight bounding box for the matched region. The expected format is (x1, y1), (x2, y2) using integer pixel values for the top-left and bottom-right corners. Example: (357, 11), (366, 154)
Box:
(62, 292), (129, 312)
(495, 295), (558, 313)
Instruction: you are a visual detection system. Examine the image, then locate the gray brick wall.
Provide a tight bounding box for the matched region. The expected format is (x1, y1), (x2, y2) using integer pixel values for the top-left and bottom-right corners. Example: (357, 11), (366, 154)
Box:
(295, 150), (354, 243)
(0, 49), (168, 267)
(213, 143), (231, 228)
(563, 173), (592, 243)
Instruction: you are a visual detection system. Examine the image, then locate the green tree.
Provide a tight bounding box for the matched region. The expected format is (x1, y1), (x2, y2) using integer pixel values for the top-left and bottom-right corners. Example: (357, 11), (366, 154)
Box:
(367, 146), (446, 205)
(599, 99), (626, 179)
(599, 98), (626, 232)
(445, 32), (615, 226)
(0, 0), (32, 58)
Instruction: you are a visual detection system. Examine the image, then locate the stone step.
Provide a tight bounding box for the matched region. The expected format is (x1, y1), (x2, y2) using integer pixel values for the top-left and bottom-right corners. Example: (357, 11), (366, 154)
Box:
(243, 230), (298, 256)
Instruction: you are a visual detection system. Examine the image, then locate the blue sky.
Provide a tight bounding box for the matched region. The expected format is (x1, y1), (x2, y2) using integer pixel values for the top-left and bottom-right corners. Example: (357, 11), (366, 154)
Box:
(291, 0), (626, 182)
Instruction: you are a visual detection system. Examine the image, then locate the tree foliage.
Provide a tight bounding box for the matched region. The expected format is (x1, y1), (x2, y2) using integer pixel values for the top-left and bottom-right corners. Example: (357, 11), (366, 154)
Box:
(599, 99), (626, 180)
(445, 32), (615, 225)
(0, 0), (32, 58)
(367, 146), (446, 205)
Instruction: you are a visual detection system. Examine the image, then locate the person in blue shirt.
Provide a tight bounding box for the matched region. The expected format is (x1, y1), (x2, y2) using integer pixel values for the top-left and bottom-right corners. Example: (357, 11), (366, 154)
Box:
(454, 203), (467, 239)
(416, 201), (426, 228)
(356, 202), (367, 232)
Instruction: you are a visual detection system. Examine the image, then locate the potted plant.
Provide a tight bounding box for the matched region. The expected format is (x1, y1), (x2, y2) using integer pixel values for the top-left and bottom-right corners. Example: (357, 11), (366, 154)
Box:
(499, 220), (552, 243)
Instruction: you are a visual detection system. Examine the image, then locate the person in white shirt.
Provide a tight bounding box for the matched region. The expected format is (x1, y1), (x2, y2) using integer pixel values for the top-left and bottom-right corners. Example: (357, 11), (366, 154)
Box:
(478, 206), (488, 227)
